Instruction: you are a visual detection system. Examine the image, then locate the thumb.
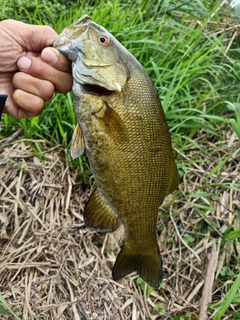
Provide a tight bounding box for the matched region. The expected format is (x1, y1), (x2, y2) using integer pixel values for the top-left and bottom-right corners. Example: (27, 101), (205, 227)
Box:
(41, 47), (72, 72)
(16, 50), (72, 93)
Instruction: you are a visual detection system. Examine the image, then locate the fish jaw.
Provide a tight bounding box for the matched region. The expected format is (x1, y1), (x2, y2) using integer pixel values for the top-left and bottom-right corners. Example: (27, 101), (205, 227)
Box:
(54, 40), (123, 93)
(54, 39), (122, 92)
(53, 15), (129, 93)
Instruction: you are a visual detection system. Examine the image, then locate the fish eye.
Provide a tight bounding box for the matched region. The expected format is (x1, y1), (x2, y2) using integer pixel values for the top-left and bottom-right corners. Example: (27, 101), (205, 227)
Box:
(98, 35), (110, 46)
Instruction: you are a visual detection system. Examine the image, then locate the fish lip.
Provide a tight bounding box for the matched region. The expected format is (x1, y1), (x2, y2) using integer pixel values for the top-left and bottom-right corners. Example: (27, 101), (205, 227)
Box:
(75, 72), (122, 93)
(54, 41), (86, 65)
(73, 60), (122, 93)
(57, 44), (71, 55)
(53, 35), (71, 50)
(53, 35), (86, 62)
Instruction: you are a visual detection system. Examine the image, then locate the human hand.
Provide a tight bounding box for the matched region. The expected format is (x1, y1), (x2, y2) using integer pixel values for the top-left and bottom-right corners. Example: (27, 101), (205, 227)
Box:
(0, 19), (73, 119)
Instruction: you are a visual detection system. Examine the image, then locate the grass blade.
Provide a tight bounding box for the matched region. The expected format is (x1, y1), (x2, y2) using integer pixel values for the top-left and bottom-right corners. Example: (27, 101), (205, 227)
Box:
(212, 273), (240, 320)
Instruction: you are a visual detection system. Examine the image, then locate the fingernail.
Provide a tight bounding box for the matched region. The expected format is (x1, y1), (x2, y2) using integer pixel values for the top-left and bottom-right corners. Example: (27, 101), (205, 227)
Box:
(41, 48), (58, 65)
(17, 56), (32, 70)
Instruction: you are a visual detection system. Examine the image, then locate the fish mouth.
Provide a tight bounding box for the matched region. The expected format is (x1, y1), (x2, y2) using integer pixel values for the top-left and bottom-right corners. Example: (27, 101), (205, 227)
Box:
(82, 84), (115, 97)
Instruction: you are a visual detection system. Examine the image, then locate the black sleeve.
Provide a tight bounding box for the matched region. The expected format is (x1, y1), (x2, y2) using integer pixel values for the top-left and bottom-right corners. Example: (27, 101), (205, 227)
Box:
(0, 94), (8, 120)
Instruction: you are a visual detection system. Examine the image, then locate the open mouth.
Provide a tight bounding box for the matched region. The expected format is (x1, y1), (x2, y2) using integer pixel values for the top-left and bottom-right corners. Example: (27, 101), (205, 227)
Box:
(83, 84), (115, 96)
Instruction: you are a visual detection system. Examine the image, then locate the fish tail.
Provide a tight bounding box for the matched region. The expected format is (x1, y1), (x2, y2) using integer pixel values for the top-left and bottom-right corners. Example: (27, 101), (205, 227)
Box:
(112, 240), (162, 288)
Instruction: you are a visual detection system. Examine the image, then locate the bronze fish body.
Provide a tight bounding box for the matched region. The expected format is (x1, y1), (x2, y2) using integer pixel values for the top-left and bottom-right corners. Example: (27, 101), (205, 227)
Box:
(54, 15), (179, 288)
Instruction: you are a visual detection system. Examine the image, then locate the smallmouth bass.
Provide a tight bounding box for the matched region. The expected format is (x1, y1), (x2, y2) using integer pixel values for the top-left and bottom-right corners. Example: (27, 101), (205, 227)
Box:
(54, 15), (179, 288)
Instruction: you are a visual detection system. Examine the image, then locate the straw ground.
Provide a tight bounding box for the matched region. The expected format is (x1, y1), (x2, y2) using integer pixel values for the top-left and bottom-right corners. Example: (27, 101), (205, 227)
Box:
(0, 126), (239, 319)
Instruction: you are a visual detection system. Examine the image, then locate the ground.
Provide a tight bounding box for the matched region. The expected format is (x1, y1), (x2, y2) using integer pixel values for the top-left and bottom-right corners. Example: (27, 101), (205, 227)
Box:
(0, 125), (239, 319)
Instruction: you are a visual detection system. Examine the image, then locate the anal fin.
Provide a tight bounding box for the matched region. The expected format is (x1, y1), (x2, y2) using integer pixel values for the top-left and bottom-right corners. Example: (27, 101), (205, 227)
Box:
(84, 189), (121, 232)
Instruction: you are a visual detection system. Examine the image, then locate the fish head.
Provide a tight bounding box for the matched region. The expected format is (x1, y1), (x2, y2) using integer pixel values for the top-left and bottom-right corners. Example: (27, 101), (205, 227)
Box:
(53, 14), (129, 93)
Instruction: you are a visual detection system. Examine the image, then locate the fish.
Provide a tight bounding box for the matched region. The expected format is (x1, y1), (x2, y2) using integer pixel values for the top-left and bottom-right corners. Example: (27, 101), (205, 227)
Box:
(53, 14), (179, 288)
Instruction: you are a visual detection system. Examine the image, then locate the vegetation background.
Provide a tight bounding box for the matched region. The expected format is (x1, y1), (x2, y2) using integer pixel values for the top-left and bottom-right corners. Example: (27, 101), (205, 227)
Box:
(0, 0), (239, 319)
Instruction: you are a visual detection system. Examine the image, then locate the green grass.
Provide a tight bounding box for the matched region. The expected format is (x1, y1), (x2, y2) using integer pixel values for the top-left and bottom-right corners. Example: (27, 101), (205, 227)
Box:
(1, 0), (239, 145)
(0, 295), (21, 320)
(211, 273), (240, 320)
(0, 0), (240, 319)
(1, 0), (239, 146)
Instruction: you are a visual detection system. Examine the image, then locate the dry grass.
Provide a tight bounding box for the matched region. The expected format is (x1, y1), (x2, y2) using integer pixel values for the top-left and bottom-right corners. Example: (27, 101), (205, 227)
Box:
(0, 126), (239, 319)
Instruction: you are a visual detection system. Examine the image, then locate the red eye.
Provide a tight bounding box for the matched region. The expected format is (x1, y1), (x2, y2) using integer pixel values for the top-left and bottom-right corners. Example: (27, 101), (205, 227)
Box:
(98, 35), (110, 46)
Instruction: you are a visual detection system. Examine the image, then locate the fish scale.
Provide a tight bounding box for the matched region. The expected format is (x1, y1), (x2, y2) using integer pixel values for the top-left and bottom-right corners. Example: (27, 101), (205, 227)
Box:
(54, 14), (179, 288)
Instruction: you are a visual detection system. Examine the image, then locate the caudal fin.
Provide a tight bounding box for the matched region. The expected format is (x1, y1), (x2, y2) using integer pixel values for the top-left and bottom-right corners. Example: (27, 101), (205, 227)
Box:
(112, 241), (162, 288)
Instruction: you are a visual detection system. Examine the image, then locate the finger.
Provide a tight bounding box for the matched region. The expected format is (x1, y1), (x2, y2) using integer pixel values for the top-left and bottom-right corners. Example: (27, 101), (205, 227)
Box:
(41, 47), (72, 73)
(17, 55), (73, 93)
(12, 72), (55, 102)
(12, 89), (45, 118)
(1, 20), (58, 51)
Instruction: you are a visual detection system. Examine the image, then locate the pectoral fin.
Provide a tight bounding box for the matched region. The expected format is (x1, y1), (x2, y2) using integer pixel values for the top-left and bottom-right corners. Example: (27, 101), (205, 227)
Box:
(71, 123), (85, 160)
(84, 189), (121, 232)
(93, 101), (128, 142)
